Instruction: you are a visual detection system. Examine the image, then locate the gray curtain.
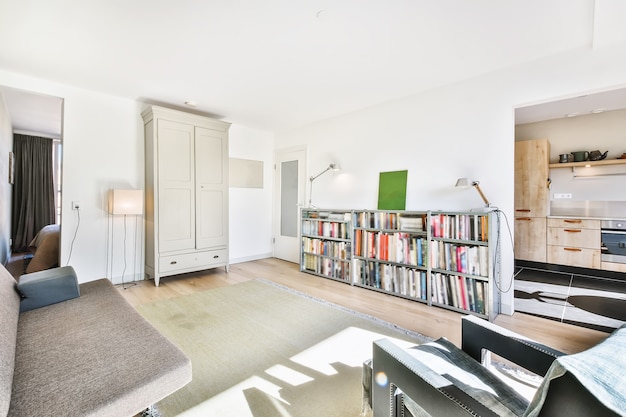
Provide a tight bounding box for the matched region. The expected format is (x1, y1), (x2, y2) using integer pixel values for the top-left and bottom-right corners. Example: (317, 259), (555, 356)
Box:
(11, 134), (55, 251)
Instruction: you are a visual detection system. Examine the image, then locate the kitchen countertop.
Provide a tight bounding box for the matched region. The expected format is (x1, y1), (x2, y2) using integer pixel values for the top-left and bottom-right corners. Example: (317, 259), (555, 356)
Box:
(548, 215), (626, 221)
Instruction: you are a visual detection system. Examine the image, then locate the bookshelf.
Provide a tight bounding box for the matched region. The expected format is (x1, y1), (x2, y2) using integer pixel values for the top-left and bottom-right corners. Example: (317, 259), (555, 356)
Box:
(299, 209), (497, 320)
(300, 209), (352, 282)
(429, 212), (492, 319)
(352, 210), (429, 303)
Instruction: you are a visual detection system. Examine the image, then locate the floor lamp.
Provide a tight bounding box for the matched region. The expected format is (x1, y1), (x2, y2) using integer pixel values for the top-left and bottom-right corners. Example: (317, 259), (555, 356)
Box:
(108, 189), (144, 288)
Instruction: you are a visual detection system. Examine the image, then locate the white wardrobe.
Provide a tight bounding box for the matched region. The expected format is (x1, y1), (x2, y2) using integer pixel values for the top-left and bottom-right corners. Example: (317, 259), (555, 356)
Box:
(142, 106), (230, 286)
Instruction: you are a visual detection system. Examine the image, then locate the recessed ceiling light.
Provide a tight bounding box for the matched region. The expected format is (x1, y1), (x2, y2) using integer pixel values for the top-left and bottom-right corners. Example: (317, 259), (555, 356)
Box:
(566, 112), (579, 118)
(185, 101), (197, 107)
(591, 108), (606, 114)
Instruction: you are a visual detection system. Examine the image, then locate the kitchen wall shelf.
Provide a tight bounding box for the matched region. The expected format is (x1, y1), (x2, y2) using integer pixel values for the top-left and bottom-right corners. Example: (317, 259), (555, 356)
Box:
(549, 158), (626, 169)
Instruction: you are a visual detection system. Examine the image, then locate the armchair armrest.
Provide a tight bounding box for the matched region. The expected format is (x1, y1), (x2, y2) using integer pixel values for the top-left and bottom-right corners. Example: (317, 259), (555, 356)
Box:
(17, 266), (80, 312)
(372, 339), (500, 417)
(461, 315), (564, 377)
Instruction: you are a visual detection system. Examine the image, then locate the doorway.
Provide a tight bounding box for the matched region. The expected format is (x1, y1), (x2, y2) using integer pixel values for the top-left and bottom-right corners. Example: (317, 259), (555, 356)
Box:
(273, 146), (307, 263)
(0, 86), (64, 270)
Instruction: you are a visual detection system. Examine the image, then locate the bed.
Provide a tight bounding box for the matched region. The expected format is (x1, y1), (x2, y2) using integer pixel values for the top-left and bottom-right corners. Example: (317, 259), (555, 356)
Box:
(25, 224), (60, 274)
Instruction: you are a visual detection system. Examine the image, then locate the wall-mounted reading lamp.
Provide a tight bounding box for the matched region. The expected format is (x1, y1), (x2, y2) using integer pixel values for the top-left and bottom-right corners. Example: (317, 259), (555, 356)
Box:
(309, 163), (341, 207)
(455, 178), (491, 208)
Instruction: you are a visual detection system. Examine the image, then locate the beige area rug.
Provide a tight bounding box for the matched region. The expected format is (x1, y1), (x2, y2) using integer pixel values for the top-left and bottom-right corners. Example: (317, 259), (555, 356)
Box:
(136, 279), (430, 417)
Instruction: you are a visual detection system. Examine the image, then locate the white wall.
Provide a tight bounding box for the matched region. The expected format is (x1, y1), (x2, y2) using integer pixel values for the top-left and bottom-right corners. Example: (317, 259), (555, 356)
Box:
(516, 109), (626, 202)
(228, 124), (274, 263)
(0, 92), (13, 264)
(0, 70), (144, 283)
(276, 42), (626, 315)
(0, 70), (275, 283)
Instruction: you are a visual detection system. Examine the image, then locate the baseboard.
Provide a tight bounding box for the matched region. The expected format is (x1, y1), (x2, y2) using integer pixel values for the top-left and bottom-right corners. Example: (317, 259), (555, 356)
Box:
(110, 272), (144, 285)
(229, 253), (273, 265)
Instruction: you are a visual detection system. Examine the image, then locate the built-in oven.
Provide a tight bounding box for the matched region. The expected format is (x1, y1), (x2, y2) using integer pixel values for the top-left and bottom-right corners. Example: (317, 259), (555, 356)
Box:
(601, 220), (626, 264)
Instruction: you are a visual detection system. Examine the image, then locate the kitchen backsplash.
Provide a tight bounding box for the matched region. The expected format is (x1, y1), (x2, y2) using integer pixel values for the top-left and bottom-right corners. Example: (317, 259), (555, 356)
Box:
(550, 200), (626, 219)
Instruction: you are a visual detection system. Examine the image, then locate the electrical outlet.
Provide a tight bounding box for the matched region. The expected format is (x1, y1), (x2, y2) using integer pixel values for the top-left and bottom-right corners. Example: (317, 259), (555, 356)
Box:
(554, 193), (572, 199)
(72, 201), (81, 210)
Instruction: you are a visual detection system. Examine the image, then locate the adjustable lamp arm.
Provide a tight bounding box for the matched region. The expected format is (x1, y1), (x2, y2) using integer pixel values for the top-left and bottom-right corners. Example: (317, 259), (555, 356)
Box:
(472, 181), (491, 207)
(308, 163), (339, 207)
(309, 163), (338, 182)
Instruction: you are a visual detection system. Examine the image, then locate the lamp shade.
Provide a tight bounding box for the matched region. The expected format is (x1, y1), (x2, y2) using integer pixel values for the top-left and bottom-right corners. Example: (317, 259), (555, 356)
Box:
(455, 177), (471, 188)
(108, 189), (144, 215)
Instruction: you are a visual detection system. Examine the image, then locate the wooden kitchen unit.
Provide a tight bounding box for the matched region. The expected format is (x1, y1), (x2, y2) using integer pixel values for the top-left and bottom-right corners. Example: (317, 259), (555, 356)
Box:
(514, 139), (550, 263)
(547, 218), (601, 269)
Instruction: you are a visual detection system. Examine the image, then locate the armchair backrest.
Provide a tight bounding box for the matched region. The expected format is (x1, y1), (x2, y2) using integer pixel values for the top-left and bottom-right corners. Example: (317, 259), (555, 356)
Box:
(524, 324), (626, 417)
(536, 371), (619, 417)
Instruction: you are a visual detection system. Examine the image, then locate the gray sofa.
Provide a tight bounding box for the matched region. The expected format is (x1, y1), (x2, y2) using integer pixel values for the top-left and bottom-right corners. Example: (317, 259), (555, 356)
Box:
(1, 263), (192, 417)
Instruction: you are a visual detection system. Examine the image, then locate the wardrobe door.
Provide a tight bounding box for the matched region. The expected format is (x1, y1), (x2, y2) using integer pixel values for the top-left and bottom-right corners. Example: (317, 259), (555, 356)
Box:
(157, 119), (196, 252)
(195, 126), (228, 249)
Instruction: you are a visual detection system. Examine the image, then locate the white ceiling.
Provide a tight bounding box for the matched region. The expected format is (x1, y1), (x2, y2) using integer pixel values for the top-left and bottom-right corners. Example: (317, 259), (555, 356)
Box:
(0, 0), (624, 133)
(0, 86), (63, 137)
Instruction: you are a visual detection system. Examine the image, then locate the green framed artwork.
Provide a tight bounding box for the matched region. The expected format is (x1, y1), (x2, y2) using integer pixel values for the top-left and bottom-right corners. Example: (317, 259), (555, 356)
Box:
(377, 170), (408, 210)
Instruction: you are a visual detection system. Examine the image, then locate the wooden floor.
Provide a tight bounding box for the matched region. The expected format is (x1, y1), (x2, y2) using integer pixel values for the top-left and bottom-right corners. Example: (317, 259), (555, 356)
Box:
(117, 257), (608, 354)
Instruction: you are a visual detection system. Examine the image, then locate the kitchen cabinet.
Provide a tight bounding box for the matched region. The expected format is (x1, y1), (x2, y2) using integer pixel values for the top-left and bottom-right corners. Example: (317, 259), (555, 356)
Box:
(547, 218), (601, 269)
(514, 139), (550, 262)
(142, 106), (230, 286)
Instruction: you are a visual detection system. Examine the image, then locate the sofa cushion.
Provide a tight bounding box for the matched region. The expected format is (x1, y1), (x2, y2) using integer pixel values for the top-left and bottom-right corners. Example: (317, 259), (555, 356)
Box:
(404, 337), (529, 417)
(17, 265), (80, 312)
(0, 264), (21, 417)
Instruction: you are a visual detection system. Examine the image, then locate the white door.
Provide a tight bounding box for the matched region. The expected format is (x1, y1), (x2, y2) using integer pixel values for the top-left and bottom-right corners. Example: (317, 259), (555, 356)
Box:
(273, 146), (307, 263)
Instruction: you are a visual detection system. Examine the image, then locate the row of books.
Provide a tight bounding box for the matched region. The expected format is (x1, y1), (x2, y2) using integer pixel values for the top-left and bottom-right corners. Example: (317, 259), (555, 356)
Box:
(431, 273), (487, 315)
(430, 213), (488, 241)
(302, 210), (351, 221)
(301, 254), (351, 281)
(301, 220), (350, 239)
(353, 211), (427, 231)
(353, 230), (427, 266)
(353, 260), (428, 301)
(301, 237), (351, 259)
(429, 241), (490, 277)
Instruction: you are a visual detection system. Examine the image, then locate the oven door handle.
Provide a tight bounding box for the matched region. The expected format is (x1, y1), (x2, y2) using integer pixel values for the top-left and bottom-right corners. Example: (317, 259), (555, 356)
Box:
(602, 230), (626, 235)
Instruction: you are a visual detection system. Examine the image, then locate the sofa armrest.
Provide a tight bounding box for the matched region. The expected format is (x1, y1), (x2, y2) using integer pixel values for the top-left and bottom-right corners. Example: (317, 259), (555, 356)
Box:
(17, 266), (80, 312)
(461, 315), (564, 377)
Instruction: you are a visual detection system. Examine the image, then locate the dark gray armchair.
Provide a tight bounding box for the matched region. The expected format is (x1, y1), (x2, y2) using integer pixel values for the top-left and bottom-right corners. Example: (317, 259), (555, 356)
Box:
(371, 315), (625, 416)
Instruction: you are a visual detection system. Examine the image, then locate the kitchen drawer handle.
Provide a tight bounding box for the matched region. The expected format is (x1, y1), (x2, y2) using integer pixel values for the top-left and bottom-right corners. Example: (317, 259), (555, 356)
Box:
(564, 219), (582, 224)
(170, 261), (177, 265)
(564, 229), (582, 233)
(213, 255), (219, 259)
(516, 217), (532, 221)
(563, 247), (582, 252)
(515, 209), (531, 212)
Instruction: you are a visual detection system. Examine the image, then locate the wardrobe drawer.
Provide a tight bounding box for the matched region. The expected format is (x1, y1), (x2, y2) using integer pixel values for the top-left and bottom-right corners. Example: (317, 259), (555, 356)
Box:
(159, 248), (227, 273)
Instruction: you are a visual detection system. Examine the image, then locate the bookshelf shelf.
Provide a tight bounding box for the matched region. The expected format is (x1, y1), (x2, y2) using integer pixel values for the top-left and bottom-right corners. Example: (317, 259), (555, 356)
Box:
(299, 208), (498, 320)
(300, 209), (353, 283)
(352, 210), (429, 304)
